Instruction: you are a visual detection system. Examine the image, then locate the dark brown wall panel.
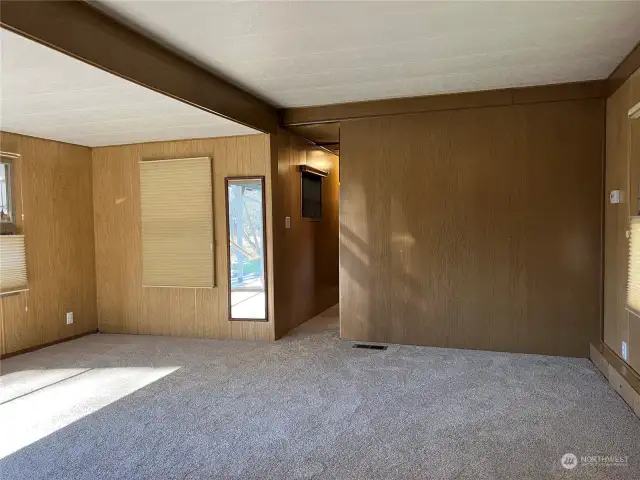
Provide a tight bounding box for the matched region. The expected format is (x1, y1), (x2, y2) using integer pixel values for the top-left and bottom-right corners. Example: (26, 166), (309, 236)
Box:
(340, 100), (604, 357)
(608, 41), (640, 95)
(281, 81), (606, 126)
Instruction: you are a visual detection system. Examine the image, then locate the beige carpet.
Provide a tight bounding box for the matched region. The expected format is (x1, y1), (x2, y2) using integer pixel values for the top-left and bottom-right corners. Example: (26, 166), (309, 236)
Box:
(1, 305), (639, 479)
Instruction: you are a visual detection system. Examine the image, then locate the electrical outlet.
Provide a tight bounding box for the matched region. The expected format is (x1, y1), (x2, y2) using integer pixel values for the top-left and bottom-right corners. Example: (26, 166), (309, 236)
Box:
(66, 312), (73, 325)
(622, 341), (628, 361)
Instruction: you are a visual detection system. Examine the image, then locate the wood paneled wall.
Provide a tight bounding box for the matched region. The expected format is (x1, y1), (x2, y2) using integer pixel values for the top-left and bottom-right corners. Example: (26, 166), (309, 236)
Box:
(604, 67), (640, 373)
(272, 130), (339, 338)
(0, 132), (97, 356)
(340, 100), (604, 357)
(92, 134), (275, 341)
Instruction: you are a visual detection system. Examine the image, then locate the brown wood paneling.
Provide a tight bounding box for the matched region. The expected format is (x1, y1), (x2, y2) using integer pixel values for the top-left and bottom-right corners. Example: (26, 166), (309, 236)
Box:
(0, 329), (97, 360)
(603, 82), (631, 359)
(340, 100), (603, 357)
(629, 69), (640, 373)
(0, 132), (97, 355)
(0, 1), (277, 134)
(631, 318), (640, 374)
(271, 129), (339, 338)
(92, 134), (275, 341)
(590, 341), (640, 420)
(281, 81), (606, 126)
(510, 81), (607, 105)
(603, 65), (640, 376)
(629, 68), (640, 112)
(0, 292), (30, 355)
(92, 144), (142, 334)
(608, 41), (640, 96)
(286, 123), (340, 144)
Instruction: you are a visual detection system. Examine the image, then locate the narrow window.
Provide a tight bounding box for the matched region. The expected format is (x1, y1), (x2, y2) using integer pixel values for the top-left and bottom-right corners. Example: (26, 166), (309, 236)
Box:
(226, 177), (267, 321)
(0, 159), (15, 233)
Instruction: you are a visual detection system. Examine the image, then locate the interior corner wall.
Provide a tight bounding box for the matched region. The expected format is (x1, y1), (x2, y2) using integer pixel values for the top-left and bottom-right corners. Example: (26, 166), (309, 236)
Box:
(604, 67), (640, 373)
(340, 99), (604, 358)
(0, 131), (97, 356)
(92, 134), (275, 341)
(271, 129), (339, 339)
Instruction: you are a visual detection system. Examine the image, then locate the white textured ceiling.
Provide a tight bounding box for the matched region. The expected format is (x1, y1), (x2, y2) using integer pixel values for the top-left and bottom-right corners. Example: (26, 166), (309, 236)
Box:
(0, 28), (258, 147)
(94, 0), (640, 107)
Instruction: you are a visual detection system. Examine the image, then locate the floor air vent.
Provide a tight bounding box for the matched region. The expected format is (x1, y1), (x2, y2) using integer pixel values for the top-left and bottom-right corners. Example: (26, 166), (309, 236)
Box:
(353, 344), (388, 350)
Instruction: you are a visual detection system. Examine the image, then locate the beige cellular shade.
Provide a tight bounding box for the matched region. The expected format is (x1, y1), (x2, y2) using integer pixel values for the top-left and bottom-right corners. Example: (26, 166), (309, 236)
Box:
(629, 217), (640, 316)
(140, 157), (214, 288)
(0, 234), (27, 293)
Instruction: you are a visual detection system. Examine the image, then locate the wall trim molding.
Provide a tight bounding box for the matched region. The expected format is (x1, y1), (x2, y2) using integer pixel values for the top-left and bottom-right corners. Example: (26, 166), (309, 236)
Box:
(280, 81), (607, 126)
(0, 0), (278, 134)
(590, 341), (640, 418)
(0, 329), (98, 359)
(608, 40), (640, 96)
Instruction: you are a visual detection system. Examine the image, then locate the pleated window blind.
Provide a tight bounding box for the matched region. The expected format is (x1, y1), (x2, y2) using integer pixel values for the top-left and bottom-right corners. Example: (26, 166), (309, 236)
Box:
(628, 217), (640, 316)
(0, 235), (27, 293)
(139, 157), (214, 288)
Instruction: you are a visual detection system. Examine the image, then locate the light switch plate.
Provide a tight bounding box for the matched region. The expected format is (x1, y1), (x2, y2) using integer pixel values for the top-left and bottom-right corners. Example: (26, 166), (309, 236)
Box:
(622, 341), (628, 361)
(610, 190), (622, 204)
(66, 312), (73, 325)
(285, 216), (291, 229)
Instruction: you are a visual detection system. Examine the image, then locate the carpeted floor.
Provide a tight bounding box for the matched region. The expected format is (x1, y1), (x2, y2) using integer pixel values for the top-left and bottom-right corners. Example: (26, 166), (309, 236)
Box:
(1, 305), (639, 479)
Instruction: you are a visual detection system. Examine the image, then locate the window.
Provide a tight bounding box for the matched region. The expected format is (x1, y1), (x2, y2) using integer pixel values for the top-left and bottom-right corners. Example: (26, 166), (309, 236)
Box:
(226, 177), (267, 321)
(0, 161), (12, 221)
(139, 157), (214, 288)
(0, 157), (16, 234)
(300, 166), (327, 220)
(628, 217), (640, 316)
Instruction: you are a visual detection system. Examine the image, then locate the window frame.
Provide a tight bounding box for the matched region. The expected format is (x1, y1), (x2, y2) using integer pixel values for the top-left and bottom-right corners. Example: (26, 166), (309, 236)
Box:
(224, 175), (269, 322)
(299, 165), (327, 221)
(0, 153), (18, 234)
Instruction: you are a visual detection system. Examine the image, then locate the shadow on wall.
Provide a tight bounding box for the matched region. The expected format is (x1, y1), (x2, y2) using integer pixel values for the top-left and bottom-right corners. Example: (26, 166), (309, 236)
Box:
(338, 104), (603, 356)
(340, 224), (430, 344)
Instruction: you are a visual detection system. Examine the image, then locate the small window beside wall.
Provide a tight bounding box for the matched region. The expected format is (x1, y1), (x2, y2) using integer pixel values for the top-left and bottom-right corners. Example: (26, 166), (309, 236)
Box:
(226, 177), (267, 321)
(0, 157), (16, 234)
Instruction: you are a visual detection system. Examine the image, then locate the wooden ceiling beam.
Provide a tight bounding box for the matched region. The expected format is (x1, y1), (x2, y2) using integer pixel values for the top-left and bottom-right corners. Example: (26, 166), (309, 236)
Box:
(279, 80), (607, 126)
(0, 0), (278, 134)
